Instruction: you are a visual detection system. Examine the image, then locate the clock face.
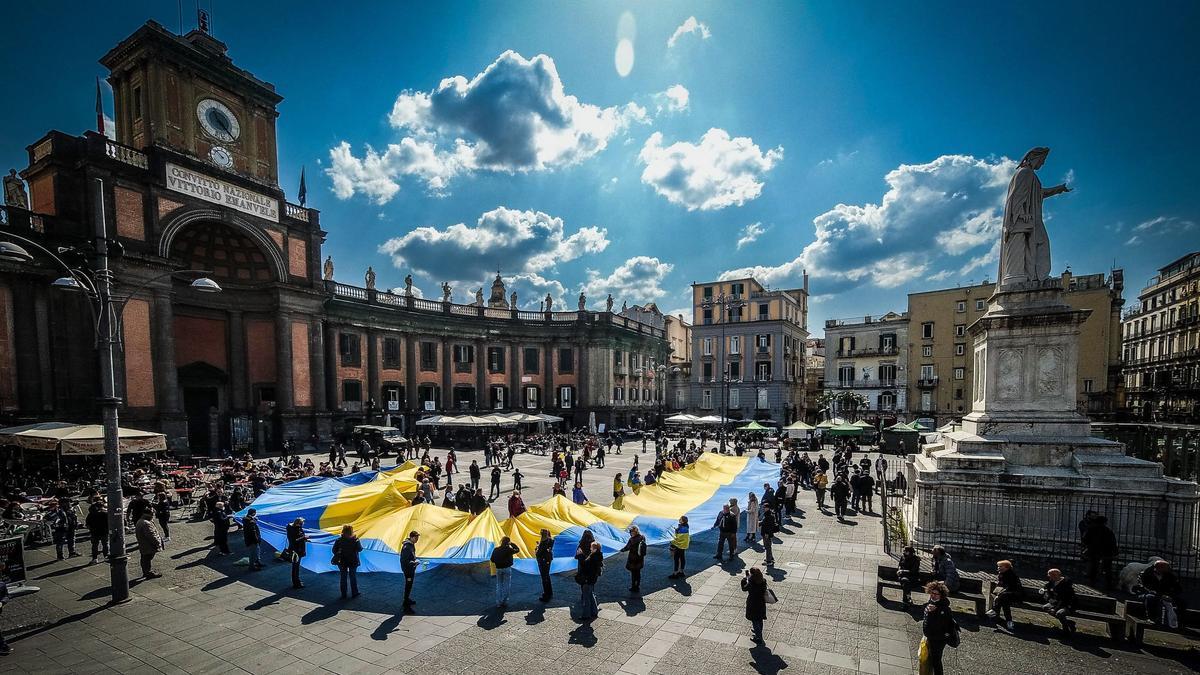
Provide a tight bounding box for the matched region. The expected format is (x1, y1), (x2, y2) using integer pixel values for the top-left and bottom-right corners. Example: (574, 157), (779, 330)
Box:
(209, 146), (234, 169)
(196, 98), (240, 142)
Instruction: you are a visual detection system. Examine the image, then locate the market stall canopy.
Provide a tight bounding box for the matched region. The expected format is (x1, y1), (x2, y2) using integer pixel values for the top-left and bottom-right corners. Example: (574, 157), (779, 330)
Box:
(740, 421), (769, 431)
(782, 421), (815, 431)
(816, 418), (847, 429)
(826, 423), (864, 436)
(0, 423), (166, 455)
(852, 420), (875, 429)
(907, 421), (931, 431)
(664, 413), (699, 424)
(883, 422), (919, 433)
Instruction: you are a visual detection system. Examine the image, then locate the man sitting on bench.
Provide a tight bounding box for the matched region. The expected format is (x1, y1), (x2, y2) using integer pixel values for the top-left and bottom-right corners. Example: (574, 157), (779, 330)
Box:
(1136, 560), (1186, 628)
(1040, 568), (1078, 637)
(897, 545), (921, 607)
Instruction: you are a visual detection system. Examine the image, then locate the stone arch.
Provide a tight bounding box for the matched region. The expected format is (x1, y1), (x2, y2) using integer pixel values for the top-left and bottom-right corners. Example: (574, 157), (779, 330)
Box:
(157, 207), (287, 282)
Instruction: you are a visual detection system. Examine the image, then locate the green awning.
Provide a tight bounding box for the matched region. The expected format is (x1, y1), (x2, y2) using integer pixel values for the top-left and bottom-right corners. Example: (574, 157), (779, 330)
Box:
(884, 422), (919, 433)
(852, 420), (875, 428)
(740, 421), (769, 431)
(827, 423), (864, 436)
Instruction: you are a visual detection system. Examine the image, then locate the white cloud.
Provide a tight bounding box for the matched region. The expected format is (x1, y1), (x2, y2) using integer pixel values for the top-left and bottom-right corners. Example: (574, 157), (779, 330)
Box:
(378, 206), (609, 282)
(499, 272), (567, 310)
(927, 270), (954, 282)
(736, 222), (766, 249)
(638, 129), (783, 211)
(668, 16), (711, 48)
(653, 84), (690, 114)
(817, 150), (859, 168)
(719, 154), (1017, 294)
(387, 284), (423, 299)
(1126, 215), (1196, 246)
(581, 256), (675, 304)
(329, 51), (649, 203)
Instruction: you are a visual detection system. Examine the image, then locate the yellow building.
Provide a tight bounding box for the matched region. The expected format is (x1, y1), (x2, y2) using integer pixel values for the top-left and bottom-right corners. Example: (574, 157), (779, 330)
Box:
(687, 276), (809, 424)
(906, 270), (1123, 425)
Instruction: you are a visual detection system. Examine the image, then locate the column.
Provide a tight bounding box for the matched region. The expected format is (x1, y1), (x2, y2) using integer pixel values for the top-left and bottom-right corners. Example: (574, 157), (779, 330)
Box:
(544, 340), (554, 409)
(152, 291), (181, 413)
(275, 311), (294, 411)
(367, 328), (380, 410)
(440, 337), (452, 410)
(404, 333), (417, 412)
(475, 339), (487, 411)
(228, 310), (248, 410)
(309, 321), (327, 411)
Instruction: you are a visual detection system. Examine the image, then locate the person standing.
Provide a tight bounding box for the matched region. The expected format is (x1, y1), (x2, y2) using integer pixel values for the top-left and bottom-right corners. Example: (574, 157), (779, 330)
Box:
(490, 536), (520, 608)
(988, 560), (1021, 631)
(134, 511), (163, 580)
(1081, 515), (1118, 590)
(242, 508), (264, 571)
(86, 499), (109, 564)
(576, 541), (604, 620)
(920, 581), (956, 675)
(154, 493), (172, 543)
(489, 466), (503, 501)
(512, 468), (524, 492)
(668, 516), (690, 579)
(469, 460), (481, 490)
(286, 517), (309, 589)
(859, 471), (876, 513)
(401, 531), (420, 612)
(210, 501), (232, 555)
(741, 567), (769, 644)
(536, 529), (555, 602)
(333, 524), (364, 599)
(813, 470), (829, 510)
(745, 493), (760, 543)
(830, 475), (850, 521)
(760, 507), (778, 566)
(713, 505), (738, 561)
(45, 501), (74, 560)
(621, 525), (647, 594)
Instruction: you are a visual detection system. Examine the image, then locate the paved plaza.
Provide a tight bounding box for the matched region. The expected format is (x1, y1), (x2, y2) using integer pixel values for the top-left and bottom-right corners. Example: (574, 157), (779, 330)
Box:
(1, 441), (1197, 674)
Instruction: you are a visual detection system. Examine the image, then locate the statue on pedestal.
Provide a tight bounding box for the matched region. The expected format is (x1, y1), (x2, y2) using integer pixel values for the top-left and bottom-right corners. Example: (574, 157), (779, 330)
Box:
(441, 282), (452, 302)
(475, 288), (484, 306)
(606, 294), (614, 312)
(322, 256), (334, 281)
(364, 266), (376, 290)
(544, 293), (553, 312)
(3, 169), (28, 209)
(578, 291), (586, 311)
(404, 274), (413, 296)
(511, 291), (518, 308)
(998, 147), (1071, 288)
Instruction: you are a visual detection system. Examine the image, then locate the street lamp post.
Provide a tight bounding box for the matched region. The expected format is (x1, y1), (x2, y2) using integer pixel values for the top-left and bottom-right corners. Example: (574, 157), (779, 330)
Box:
(0, 178), (221, 604)
(700, 292), (746, 454)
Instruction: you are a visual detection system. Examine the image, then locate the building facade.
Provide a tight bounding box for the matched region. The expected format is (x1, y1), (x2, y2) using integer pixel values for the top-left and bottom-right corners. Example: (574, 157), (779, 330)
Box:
(687, 276), (809, 424)
(1122, 252), (1200, 420)
(804, 338), (825, 422)
(663, 312), (692, 412)
(0, 21), (668, 453)
(823, 312), (908, 420)
(905, 270), (1124, 426)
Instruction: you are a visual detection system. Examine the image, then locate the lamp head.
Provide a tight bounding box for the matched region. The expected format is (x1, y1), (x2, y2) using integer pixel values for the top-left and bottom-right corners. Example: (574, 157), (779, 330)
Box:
(189, 277), (222, 294)
(0, 241), (33, 264)
(51, 276), (84, 292)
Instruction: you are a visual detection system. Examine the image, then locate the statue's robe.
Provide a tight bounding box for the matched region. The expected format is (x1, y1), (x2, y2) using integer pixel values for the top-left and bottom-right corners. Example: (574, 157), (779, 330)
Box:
(998, 165), (1052, 286)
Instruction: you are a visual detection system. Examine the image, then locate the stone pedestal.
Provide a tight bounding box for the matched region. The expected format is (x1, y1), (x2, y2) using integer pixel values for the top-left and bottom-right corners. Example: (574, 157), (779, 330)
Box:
(905, 280), (1200, 567)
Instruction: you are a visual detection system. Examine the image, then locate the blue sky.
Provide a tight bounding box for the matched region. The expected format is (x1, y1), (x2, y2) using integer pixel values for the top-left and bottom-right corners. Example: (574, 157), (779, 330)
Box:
(3, 1), (1198, 332)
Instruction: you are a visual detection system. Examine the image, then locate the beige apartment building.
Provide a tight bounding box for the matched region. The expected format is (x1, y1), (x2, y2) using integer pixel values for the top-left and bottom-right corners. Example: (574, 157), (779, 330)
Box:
(824, 311), (909, 419)
(1122, 252), (1200, 419)
(664, 312), (692, 411)
(906, 270), (1124, 425)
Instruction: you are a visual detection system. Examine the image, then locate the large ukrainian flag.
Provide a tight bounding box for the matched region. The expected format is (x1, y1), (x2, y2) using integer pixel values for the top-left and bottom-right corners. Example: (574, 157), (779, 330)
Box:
(237, 453), (779, 574)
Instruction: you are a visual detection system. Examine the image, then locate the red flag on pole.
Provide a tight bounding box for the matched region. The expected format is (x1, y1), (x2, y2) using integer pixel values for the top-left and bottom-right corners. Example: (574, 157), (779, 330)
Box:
(95, 77), (105, 137)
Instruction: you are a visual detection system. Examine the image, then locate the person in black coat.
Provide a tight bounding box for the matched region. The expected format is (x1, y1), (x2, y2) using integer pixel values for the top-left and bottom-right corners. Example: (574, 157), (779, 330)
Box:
(896, 545), (921, 607)
(576, 541), (604, 620)
(759, 508), (778, 566)
(536, 529), (555, 602)
(286, 517), (309, 589)
(1039, 568), (1077, 636)
(742, 567), (769, 644)
(86, 500), (109, 564)
(921, 581), (956, 675)
(470, 489), (489, 516)
(1081, 515), (1119, 589)
(469, 461), (481, 490)
(154, 493), (172, 542)
(1137, 560), (1187, 624)
(242, 508), (263, 570)
(988, 560), (1021, 630)
(400, 531), (420, 611)
(621, 525), (647, 593)
(830, 477), (851, 521)
(210, 501), (232, 555)
(713, 505), (738, 562)
(333, 525), (364, 599)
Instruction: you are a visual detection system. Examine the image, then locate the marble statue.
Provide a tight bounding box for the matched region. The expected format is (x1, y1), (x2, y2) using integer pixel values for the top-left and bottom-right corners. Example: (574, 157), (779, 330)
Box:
(578, 292), (586, 311)
(364, 266), (376, 290)
(544, 293), (554, 312)
(998, 147), (1070, 288)
(322, 256), (334, 281)
(442, 282), (452, 302)
(511, 291), (518, 308)
(475, 288), (484, 306)
(404, 274), (413, 296)
(3, 169), (28, 209)
(606, 294), (614, 312)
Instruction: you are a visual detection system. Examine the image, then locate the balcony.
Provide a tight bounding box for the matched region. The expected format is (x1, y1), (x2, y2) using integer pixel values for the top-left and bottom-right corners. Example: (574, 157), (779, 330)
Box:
(835, 346), (899, 358)
(917, 377), (940, 388)
(827, 380), (898, 390)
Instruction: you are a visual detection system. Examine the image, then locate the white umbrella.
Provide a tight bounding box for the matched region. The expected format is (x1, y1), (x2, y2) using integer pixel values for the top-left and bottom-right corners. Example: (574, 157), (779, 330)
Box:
(0, 422), (166, 455)
(695, 415), (725, 424)
(664, 413), (698, 424)
(441, 415), (516, 428)
(414, 415), (445, 426)
(537, 413), (564, 423)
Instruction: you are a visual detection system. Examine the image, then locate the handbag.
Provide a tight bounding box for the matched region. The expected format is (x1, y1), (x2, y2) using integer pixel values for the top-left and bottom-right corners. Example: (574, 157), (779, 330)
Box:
(765, 589), (778, 604)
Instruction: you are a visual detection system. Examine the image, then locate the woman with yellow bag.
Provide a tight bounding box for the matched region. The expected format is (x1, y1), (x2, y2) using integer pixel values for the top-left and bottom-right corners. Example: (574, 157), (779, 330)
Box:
(918, 581), (958, 675)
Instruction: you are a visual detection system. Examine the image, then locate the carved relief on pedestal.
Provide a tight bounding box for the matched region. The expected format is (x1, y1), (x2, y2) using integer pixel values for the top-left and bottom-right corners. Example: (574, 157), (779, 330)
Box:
(1036, 346), (1065, 398)
(996, 347), (1024, 401)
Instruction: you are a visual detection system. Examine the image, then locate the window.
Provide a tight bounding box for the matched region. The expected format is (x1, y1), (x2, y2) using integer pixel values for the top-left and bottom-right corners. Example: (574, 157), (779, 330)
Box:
(701, 389), (713, 409)
(524, 347), (539, 374)
(954, 367), (965, 380)
(703, 338), (713, 356)
(840, 336), (856, 354)
(756, 362), (771, 381)
(729, 388), (740, 408)
(728, 305), (743, 322)
(631, 387), (639, 402)
(341, 380), (362, 403)
(702, 362), (714, 381)
(756, 334), (770, 352)
(729, 336), (740, 355)
(838, 364), (854, 386)
(382, 337), (401, 369)
(419, 342), (437, 371)
(730, 282), (745, 296)
(488, 347), (506, 373)
(955, 343), (965, 356)
(702, 308), (713, 325)
(491, 385), (506, 409)
(879, 364), (896, 385)
(955, 387), (964, 400)
(920, 365), (935, 380)
(975, 299), (985, 311)
(879, 392), (896, 410)
(922, 322), (934, 339)
(728, 361), (741, 380)
(955, 324), (966, 337)
(703, 286), (713, 299)
(338, 333), (361, 367)
(525, 386), (540, 408)
(881, 334), (895, 350)
(920, 391), (932, 411)
(614, 349), (623, 368)
(758, 303), (769, 321)
(558, 347), (574, 373)
(453, 344), (474, 372)
(756, 387), (769, 409)
(382, 385), (403, 411)
(922, 345), (933, 357)
(559, 386), (573, 409)
(452, 386), (475, 410)
(956, 301), (966, 313)
(613, 386), (624, 401)
(675, 389), (686, 408)
(1083, 379), (1094, 393)
(418, 384), (438, 408)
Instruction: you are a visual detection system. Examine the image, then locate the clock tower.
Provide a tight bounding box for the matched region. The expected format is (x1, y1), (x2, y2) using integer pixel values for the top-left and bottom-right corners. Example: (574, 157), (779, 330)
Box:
(100, 20), (282, 186)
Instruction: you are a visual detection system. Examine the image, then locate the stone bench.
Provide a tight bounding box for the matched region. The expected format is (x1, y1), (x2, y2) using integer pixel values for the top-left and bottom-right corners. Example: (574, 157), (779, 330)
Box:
(1122, 600), (1200, 645)
(875, 563), (986, 618)
(986, 581), (1123, 640)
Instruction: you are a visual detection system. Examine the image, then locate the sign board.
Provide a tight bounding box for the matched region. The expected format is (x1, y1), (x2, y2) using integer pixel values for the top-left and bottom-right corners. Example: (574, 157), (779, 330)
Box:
(0, 536), (26, 586)
(424, 401), (436, 412)
(521, 376), (532, 383)
(387, 400), (400, 412)
(165, 162), (279, 222)
(597, 423), (606, 434)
